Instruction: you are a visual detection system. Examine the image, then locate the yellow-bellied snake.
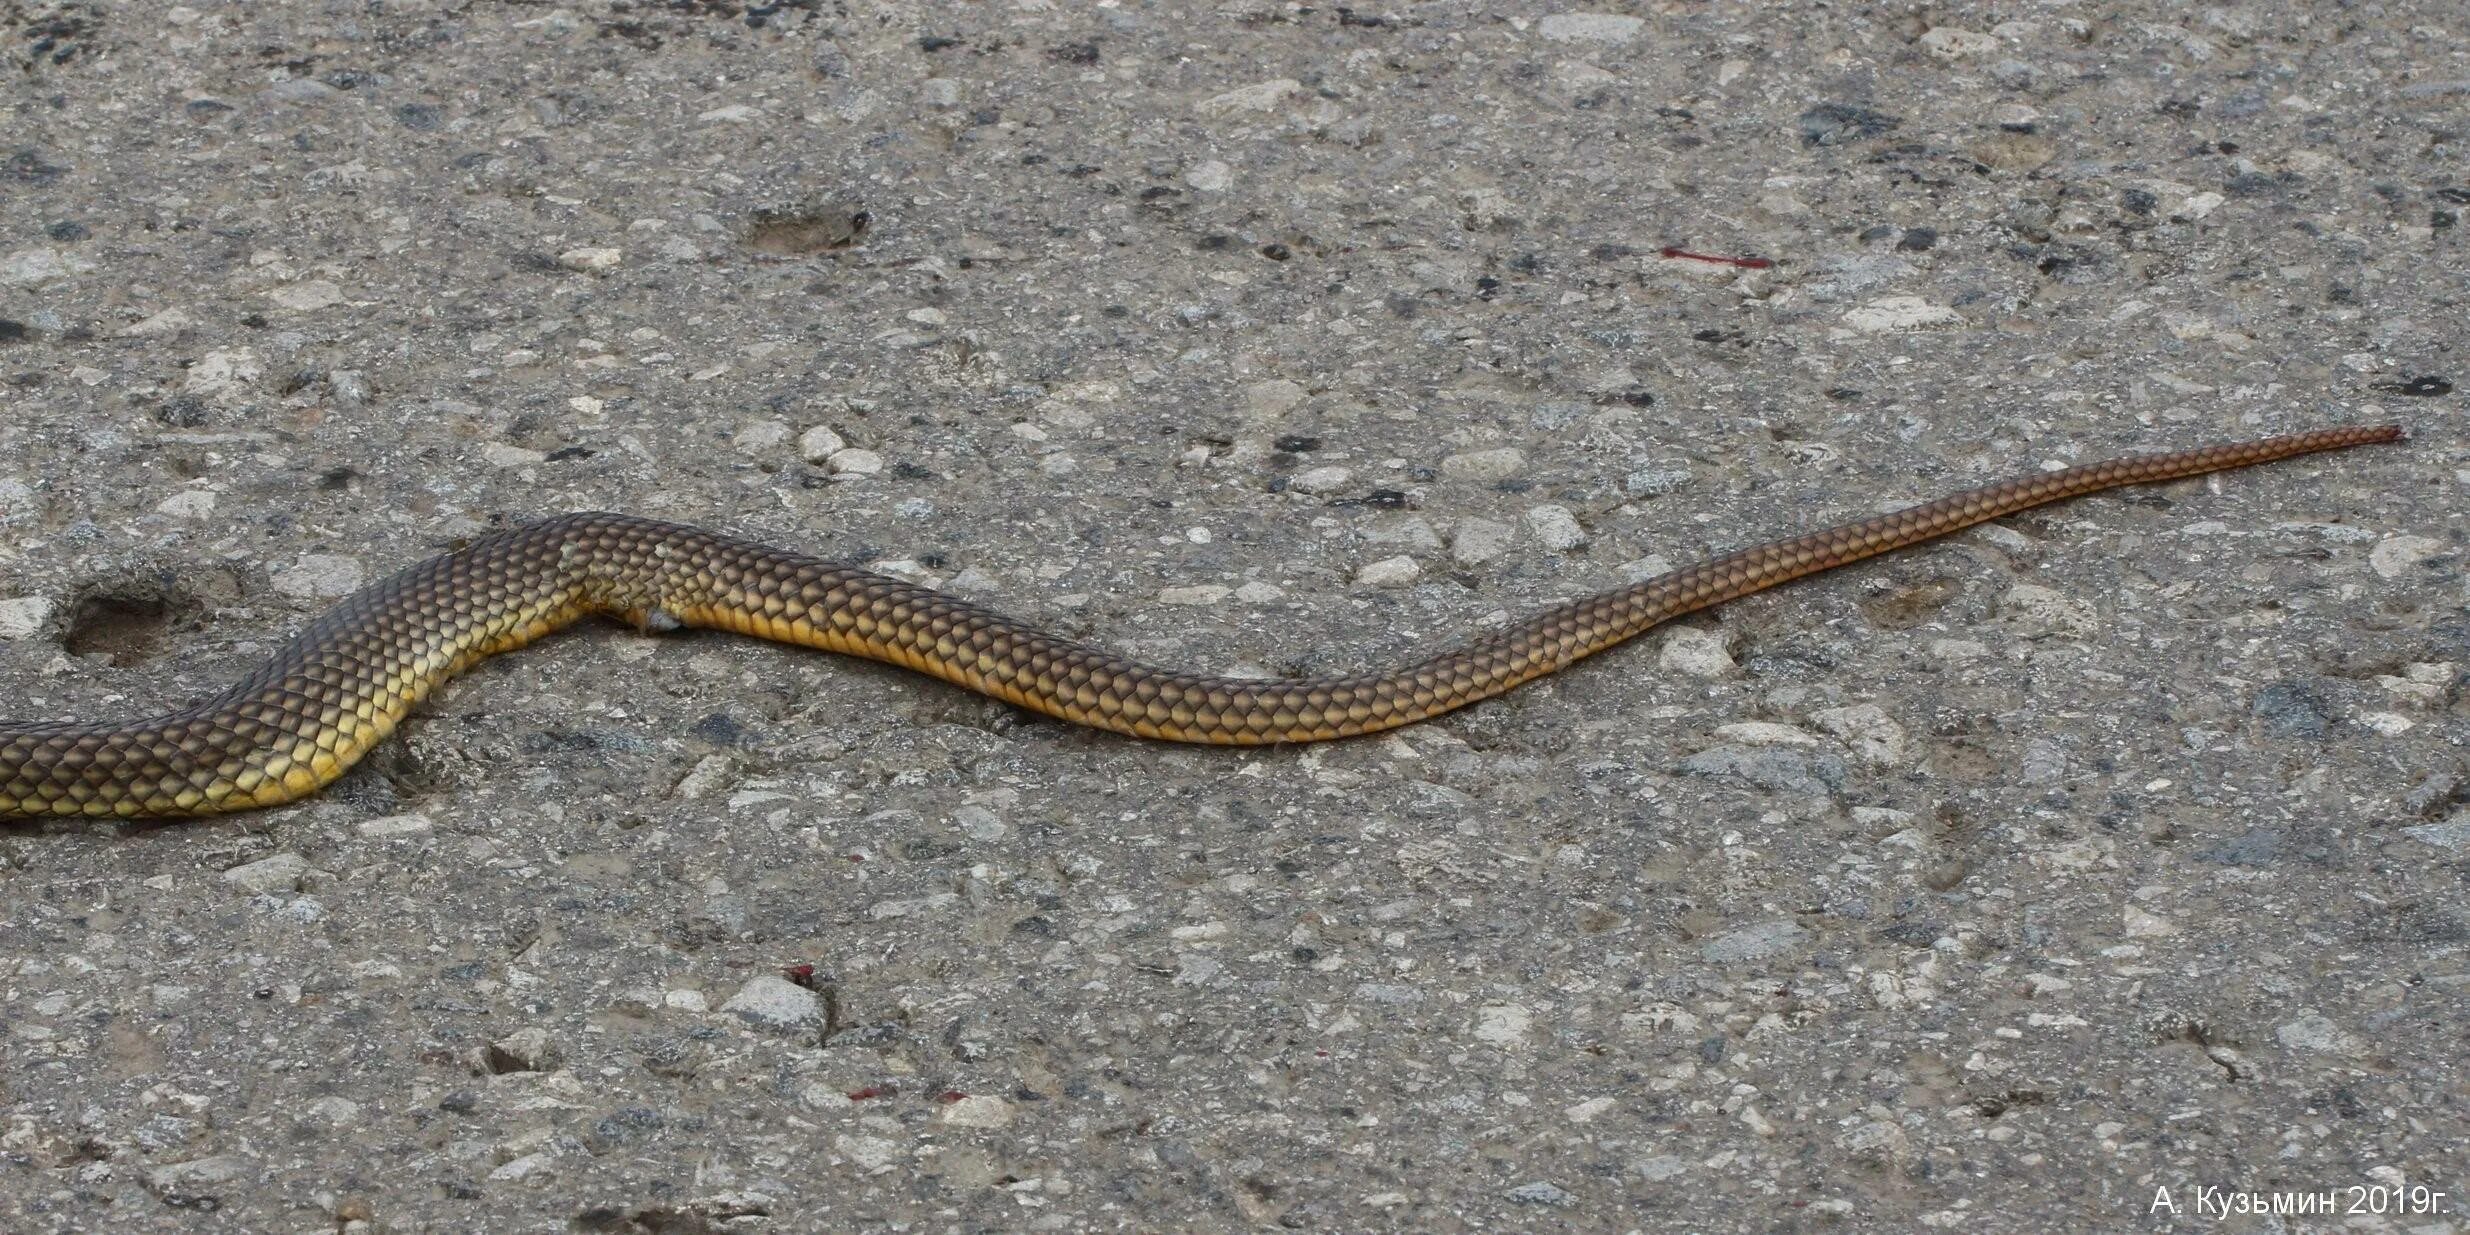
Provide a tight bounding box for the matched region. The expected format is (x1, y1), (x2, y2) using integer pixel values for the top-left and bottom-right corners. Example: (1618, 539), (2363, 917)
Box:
(0, 424), (2403, 819)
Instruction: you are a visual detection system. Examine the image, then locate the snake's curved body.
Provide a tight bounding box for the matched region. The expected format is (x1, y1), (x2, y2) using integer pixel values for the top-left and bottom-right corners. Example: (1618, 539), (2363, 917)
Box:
(0, 425), (2401, 818)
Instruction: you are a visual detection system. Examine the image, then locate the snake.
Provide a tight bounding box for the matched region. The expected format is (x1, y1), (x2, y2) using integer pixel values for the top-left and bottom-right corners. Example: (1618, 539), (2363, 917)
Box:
(0, 424), (2402, 819)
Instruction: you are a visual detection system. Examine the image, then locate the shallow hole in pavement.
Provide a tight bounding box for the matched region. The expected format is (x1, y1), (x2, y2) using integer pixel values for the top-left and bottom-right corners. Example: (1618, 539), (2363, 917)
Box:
(62, 590), (181, 667)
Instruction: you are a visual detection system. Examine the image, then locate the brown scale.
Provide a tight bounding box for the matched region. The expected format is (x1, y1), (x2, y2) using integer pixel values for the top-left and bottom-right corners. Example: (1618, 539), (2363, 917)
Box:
(0, 425), (2404, 819)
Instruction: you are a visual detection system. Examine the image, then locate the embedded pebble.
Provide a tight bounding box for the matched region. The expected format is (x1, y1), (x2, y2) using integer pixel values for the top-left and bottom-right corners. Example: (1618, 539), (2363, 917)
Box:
(827, 447), (884, 476)
(1624, 466), (1693, 497)
(1656, 627), (1735, 677)
(938, 1094), (1016, 1128)
(1184, 160), (1232, 192)
(2370, 535), (2444, 579)
(1474, 1003), (1534, 1047)
(1359, 515), (1442, 552)
(2276, 1013), (2365, 1056)
(358, 813), (435, 839)
(1700, 919), (1810, 963)
(1440, 447), (1525, 483)
(1197, 78), (1300, 118)
(156, 489), (217, 519)
(1843, 296), (1961, 332)
(2401, 817), (2470, 851)
(1356, 556), (1422, 588)
(720, 976), (822, 1031)
(1536, 12), (1645, 45)
(734, 419), (793, 453)
(1287, 465), (1354, 495)
(1918, 26), (2001, 57)
(272, 554), (368, 599)
(798, 425), (846, 462)
(1450, 517), (1515, 566)
(1159, 585), (1232, 606)
(482, 443), (547, 468)
(221, 853), (315, 895)
(1809, 704), (1908, 766)
(1506, 1180), (1575, 1206)
(557, 247), (623, 272)
(486, 1027), (560, 1074)
(2000, 583), (2097, 638)
(267, 280), (345, 312)
(0, 596), (55, 639)
(1522, 504), (1587, 551)
(0, 247), (97, 288)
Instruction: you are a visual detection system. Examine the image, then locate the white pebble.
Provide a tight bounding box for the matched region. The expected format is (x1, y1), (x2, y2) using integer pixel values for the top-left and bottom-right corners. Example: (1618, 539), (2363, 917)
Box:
(1440, 447), (1525, 483)
(156, 490), (217, 520)
(826, 447), (884, 476)
(271, 554), (366, 599)
(1450, 517), (1515, 566)
(221, 852), (314, 895)
(0, 596), (57, 639)
(1288, 465), (1354, 495)
(720, 976), (821, 1029)
(1536, 13), (1646, 45)
(1356, 556), (1422, 588)
(1522, 504), (1587, 551)
(1184, 160), (1233, 192)
(1657, 627), (1735, 677)
(734, 419), (792, 453)
(796, 426), (845, 462)
(557, 247), (623, 272)
(938, 1094), (1016, 1128)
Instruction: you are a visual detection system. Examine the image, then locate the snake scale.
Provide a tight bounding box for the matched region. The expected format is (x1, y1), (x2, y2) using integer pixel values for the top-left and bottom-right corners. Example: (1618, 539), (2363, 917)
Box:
(0, 424), (2402, 819)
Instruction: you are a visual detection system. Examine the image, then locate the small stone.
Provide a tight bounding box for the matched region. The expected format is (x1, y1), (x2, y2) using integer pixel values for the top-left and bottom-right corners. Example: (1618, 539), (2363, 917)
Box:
(1810, 704), (1908, 766)
(2276, 1013), (2365, 1056)
(156, 490), (217, 519)
(1450, 517), (1515, 566)
(1536, 12), (1645, 44)
(2369, 535), (2444, 579)
(735, 419), (793, 453)
(268, 280), (345, 312)
(1623, 466), (1693, 497)
(184, 347), (263, 402)
(1233, 581), (1286, 603)
(1184, 160), (1232, 192)
(358, 813), (435, 839)
(1159, 585), (1232, 606)
(1522, 504), (1587, 551)
(1356, 556), (1421, 588)
(1999, 583), (2096, 638)
(2402, 817), (2470, 852)
(1843, 296), (1962, 332)
(1440, 447), (1525, 483)
(1700, 919), (1810, 963)
(1657, 627), (1735, 677)
(937, 1094), (1015, 1128)
(485, 1027), (559, 1074)
(481, 443), (546, 468)
(1918, 26), (2001, 57)
(2122, 905), (2177, 938)
(1, 247), (97, 288)
(272, 554), (367, 599)
(1242, 379), (1307, 418)
(826, 447), (883, 476)
(487, 1153), (555, 1183)
(0, 596), (56, 640)
(1197, 78), (1300, 118)
(1288, 465), (1355, 495)
(557, 247), (623, 272)
(144, 1155), (251, 1207)
(1680, 745), (1843, 796)
(721, 976), (822, 1031)
(798, 425), (846, 462)
(265, 77), (338, 103)
(1506, 1180), (1575, 1206)
(1474, 1003), (1533, 1047)
(1359, 515), (1443, 552)
(2251, 681), (2330, 741)
(221, 852), (314, 894)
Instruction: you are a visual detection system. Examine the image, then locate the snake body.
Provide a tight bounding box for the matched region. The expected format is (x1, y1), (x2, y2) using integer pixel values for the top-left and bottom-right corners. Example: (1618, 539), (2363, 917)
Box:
(0, 425), (2401, 819)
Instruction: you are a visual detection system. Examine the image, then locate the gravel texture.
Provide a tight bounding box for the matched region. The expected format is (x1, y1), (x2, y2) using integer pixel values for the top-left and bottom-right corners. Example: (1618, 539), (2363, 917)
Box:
(3, 2), (2466, 1232)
